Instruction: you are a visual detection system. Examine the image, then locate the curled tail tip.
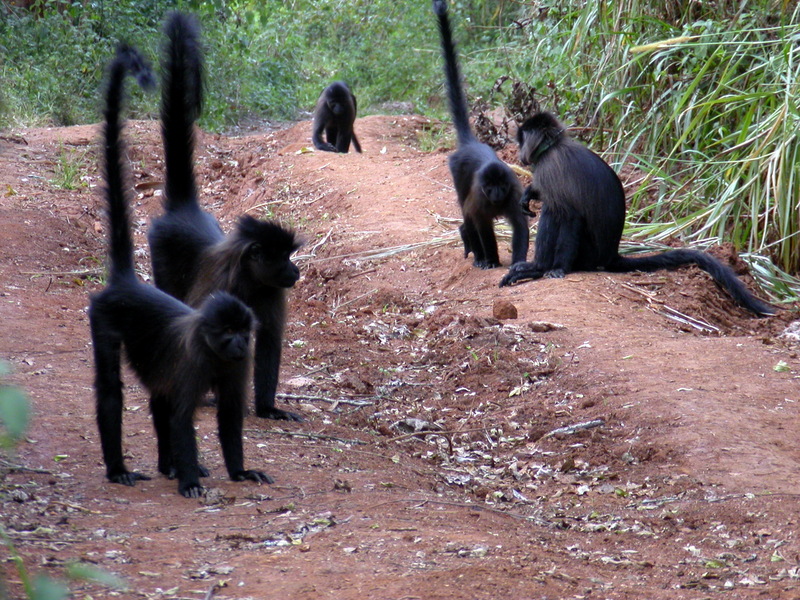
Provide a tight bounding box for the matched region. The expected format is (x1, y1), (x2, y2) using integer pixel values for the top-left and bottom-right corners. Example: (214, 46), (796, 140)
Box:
(113, 44), (155, 91)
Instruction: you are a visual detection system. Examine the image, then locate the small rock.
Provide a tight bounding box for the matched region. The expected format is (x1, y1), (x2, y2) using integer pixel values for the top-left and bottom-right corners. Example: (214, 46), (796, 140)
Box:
(493, 299), (518, 320)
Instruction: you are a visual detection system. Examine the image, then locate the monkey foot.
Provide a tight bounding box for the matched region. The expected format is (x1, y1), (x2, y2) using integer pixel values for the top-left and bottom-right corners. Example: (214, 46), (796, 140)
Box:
(162, 464), (210, 479)
(255, 406), (304, 422)
(232, 469), (274, 484)
(178, 481), (204, 498)
(499, 264), (544, 287)
(474, 259), (501, 270)
(109, 470), (151, 487)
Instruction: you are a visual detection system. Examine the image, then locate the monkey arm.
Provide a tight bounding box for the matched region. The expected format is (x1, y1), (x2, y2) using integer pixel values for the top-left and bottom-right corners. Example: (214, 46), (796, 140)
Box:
(253, 318), (304, 422)
(216, 374), (274, 484)
(311, 113), (338, 152)
(498, 262), (545, 287)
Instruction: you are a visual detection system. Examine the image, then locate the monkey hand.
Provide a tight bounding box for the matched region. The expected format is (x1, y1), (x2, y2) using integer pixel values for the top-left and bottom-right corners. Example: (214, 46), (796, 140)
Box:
(520, 186), (539, 217)
(178, 481), (205, 498)
(316, 142), (339, 153)
(499, 262), (543, 287)
(544, 269), (565, 279)
(474, 259), (501, 270)
(232, 469), (274, 484)
(109, 470), (151, 487)
(255, 407), (304, 422)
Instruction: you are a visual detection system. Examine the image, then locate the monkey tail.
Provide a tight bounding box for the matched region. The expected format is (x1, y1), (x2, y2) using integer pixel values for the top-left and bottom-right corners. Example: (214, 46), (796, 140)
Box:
(161, 11), (204, 211)
(433, 0), (475, 146)
(103, 44), (155, 281)
(608, 250), (775, 316)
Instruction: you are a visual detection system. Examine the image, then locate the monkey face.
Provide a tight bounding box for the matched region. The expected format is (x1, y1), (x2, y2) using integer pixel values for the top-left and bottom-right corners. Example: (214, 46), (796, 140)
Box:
(210, 327), (251, 361)
(518, 112), (564, 165)
(200, 293), (254, 362)
(245, 244), (301, 289)
(328, 101), (344, 116)
(236, 216), (302, 289)
(518, 131), (545, 166)
(477, 162), (519, 207)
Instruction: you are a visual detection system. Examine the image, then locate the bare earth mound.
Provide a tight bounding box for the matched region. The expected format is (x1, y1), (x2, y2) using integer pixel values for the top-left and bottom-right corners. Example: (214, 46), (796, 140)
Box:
(1, 115), (799, 599)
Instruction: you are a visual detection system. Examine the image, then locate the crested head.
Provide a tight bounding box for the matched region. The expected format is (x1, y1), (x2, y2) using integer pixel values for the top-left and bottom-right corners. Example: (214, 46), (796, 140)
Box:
(237, 215), (302, 254)
(197, 292), (255, 362)
(235, 215), (303, 289)
(518, 111), (566, 166)
(200, 291), (255, 332)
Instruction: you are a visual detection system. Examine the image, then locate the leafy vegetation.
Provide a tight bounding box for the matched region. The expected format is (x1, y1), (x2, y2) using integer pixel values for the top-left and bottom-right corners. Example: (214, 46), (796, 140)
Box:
(0, 0), (798, 295)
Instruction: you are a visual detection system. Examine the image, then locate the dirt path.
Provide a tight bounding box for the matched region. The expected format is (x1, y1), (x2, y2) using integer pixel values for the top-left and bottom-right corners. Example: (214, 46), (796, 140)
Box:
(1, 116), (799, 599)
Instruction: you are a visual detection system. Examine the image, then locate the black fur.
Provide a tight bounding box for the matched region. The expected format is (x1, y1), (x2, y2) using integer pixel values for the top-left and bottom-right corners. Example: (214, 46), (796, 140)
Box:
(433, 0), (528, 269)
(312, 81), (362, 153)
(90, 43), (272, 499)
(148, 12), (304, 421)
(500, 111), (774, 316)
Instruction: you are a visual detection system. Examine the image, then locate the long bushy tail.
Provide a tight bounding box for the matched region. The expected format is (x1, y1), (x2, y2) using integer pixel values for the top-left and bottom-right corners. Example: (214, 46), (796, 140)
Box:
(103, 44), (155, 281)
(433, 0), (474, 146)
(161, 11), (204, 211)
(608, 250), (775, 316)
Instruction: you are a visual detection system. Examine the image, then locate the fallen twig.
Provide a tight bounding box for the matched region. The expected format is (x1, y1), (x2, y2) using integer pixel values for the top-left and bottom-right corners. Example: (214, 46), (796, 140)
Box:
(387, 426), (490, 444)
(250, 429), (368, 446)
(330, 288), (378, 315)
(539, 419), (605, 440)
(276, 393), (375, 407)
(657, 305), (719, 334)
(50, 500), (102, 514)
(0, 458), (51, 474)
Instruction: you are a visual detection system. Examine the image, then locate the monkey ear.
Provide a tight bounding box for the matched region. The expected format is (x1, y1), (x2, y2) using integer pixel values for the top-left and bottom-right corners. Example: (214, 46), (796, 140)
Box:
(247, 243), (262, 258)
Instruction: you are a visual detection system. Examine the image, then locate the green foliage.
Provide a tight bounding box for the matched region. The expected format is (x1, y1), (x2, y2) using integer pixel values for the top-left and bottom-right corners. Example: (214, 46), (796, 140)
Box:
(0, 362), (29, 448)
(49, 145), (89, 191)
(1, 0), (798, 294)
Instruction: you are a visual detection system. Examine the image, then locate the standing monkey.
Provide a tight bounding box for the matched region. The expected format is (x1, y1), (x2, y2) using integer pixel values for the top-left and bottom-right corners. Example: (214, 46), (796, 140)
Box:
(432, 0), (528, 269)
(148, 13), (304, 421)
(312, 81), (362, 153)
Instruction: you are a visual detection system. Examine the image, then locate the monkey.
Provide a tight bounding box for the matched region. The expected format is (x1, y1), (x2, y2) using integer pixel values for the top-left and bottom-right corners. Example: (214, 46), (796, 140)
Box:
(499, 111), (775, 316)
(432, 0), (529, 270)
(311, 81), (362, 154)
(147, 12), (304, 422)
(90, 43), (272, 498)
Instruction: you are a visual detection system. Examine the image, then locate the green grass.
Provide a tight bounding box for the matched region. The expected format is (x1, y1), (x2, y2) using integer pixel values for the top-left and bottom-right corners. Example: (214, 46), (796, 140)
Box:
(50, 146), (88, 191)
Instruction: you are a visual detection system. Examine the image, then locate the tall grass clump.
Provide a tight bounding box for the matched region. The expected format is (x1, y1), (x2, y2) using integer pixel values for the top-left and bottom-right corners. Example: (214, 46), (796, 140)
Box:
(615, 6), (799, 299)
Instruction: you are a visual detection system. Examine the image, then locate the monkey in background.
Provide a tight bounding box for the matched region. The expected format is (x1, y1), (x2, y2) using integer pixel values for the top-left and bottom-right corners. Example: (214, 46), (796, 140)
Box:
(312, 81), (362, 153)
